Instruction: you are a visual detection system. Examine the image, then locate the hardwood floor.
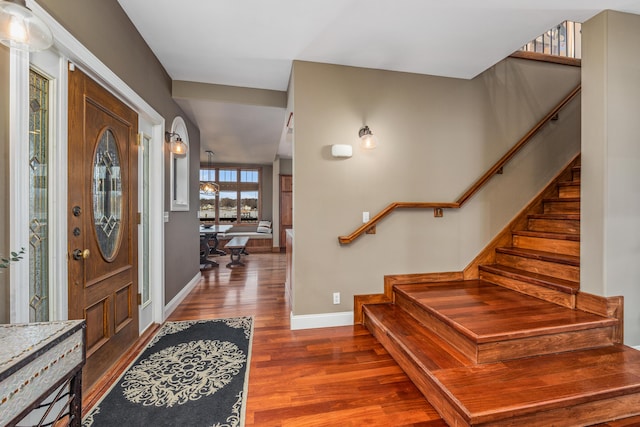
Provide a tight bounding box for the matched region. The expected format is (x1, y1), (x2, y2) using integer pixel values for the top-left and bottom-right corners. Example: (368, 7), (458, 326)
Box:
(85, 253), (436, 426)
(168, 253), (445, 426)
(84, 252), (640, 426)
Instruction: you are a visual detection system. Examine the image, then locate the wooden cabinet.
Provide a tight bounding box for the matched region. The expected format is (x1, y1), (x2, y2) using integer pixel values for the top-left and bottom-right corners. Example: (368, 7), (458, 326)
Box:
(280, 175), (293, 249)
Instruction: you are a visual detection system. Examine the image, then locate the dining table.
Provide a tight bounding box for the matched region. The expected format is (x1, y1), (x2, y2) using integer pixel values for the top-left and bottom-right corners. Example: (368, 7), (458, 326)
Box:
(199, 224), (233, 267)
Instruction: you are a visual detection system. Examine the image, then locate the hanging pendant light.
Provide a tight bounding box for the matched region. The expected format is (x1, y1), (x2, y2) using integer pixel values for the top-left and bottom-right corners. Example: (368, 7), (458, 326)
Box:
(200, 150), (220, 195)
(0, 0), (53, 52)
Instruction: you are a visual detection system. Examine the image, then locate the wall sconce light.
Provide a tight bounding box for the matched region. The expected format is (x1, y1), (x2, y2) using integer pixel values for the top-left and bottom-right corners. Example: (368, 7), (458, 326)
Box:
(165, 131), (188, 155)
(331, 144), (353, 158)
(0, 0), (53, 52)
(358, 125), (377, 149)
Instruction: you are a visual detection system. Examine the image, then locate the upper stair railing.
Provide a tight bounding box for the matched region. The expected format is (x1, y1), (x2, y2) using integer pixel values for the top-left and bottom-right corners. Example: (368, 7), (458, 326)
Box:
(338, 84), (582, 245)
(513, 20), (582, 66)
(521, 20), (581, 59)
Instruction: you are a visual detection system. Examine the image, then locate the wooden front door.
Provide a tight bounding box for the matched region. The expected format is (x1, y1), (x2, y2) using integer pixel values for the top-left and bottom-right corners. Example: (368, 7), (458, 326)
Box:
(68, 67), (139, 389)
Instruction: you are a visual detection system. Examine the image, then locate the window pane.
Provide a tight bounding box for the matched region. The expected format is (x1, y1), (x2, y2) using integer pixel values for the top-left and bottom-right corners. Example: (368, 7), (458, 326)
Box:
(241, 169), (258, 183)
(200, 168), (215, 181)
(219, 169), (237, 182)
(218, 191), (237, 222)
(199, 192), (216, 220)
(240, 191), (258, 221)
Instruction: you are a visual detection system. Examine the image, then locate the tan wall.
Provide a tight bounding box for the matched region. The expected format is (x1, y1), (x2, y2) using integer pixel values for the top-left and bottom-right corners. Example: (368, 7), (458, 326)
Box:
(292, 58), (581, 315)
(36, 0), (201, 304)
(0, 45), (9, 323)
(582, 11), (640, 346)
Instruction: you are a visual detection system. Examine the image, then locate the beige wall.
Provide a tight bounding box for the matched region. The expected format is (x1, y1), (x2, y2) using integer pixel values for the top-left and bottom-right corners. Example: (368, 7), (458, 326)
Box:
(33, 0), (200, 304)
(291, 58), (581, 316)
(582, 11), (640, 346)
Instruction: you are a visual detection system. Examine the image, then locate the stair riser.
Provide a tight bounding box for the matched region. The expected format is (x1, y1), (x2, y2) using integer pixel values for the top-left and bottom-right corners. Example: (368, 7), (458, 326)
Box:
(479, 270), (576, 308)
(558, 186), (580, 198)
(543, 201), (580, 214)
(394, 292), (480, 363)
(512, 235), (579, 256)
(528, 218), (580, 234)
(572, 167), (581, 182)
(478, 327), (615, 364)
(479, 393), (640, 427)
(495, 253), (579, 282)
(363, 310), (471, 427)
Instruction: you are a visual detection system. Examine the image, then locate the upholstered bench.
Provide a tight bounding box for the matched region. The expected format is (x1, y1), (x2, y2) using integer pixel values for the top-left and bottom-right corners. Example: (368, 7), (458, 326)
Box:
(217, 221), (273, 253)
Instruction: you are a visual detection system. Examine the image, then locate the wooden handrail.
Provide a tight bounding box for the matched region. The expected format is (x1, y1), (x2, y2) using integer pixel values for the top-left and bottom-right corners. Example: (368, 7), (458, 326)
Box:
(338, 84), (581, 245)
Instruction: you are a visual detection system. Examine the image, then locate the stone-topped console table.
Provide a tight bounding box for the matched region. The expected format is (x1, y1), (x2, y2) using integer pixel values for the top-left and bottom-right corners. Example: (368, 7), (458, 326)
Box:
(0, 320), (85, 427)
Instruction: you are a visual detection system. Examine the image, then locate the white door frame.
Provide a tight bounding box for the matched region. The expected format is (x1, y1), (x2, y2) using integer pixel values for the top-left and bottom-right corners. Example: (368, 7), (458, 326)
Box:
(9, 1), (166, 326)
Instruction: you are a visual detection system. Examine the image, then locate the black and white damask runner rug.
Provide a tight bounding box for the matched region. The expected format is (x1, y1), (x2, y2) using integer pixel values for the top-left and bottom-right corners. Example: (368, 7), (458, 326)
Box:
(84, 317), (253, 427)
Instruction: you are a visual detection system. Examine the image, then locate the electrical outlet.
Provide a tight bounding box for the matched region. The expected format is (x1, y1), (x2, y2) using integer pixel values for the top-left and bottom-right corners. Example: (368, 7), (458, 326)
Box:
(333, 292), (340, 304)
(362, 211), (370, 223)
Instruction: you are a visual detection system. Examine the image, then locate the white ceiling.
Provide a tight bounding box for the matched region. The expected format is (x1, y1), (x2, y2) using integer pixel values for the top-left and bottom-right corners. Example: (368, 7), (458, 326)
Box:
(117, 0), (640, 164)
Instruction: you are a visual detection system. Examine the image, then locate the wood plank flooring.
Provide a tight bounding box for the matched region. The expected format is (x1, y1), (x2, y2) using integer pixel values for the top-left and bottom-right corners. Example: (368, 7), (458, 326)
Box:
(84, 252), (640, 426)
(88, 253), (445, 426)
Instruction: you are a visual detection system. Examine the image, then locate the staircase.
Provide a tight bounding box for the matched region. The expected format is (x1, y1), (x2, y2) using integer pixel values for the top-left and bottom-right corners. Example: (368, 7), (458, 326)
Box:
(361, 160), (640, 426)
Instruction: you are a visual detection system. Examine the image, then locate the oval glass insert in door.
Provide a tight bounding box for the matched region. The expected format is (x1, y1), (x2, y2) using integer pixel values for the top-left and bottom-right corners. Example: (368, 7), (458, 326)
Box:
(93, 129), (123, 260)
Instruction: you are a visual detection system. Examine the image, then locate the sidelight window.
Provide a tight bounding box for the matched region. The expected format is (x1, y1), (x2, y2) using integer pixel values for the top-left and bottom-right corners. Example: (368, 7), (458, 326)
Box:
(28, 69), (50, 322)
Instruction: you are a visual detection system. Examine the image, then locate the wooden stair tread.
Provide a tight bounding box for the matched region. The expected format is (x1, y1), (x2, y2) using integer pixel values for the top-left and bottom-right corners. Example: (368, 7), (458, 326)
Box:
(512, 230), (580, 242)
(558, 181), (580, 187)
(393, 280), (615, 343)
(479, 264), (579, 294)
(363, 303), (472, 369)
(496, 246), (580, 266)
(433, 345), (640, 424)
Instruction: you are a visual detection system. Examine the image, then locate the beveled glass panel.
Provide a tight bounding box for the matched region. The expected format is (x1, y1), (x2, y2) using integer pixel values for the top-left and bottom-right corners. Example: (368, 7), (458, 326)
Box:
(28, 69), (49, 322)
(93, 129), (123, 260)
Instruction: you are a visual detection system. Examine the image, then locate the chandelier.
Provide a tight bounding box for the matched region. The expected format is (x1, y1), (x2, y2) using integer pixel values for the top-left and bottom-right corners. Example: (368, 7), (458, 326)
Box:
(200, 150), (219, 195)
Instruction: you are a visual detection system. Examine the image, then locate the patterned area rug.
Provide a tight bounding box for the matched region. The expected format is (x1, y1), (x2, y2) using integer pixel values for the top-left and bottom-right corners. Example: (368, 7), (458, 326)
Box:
(83, 317), (253, 427)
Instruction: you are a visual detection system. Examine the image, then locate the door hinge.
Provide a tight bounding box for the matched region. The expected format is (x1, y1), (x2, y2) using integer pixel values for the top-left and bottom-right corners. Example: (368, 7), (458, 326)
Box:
(136, 132), (143, 146)
(136, 212), (141, 224)
(137, 293), (142, 305)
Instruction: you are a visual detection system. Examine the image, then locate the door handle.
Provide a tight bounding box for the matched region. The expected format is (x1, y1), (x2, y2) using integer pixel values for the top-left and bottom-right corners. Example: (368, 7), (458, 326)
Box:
(72, 249), (90, 260)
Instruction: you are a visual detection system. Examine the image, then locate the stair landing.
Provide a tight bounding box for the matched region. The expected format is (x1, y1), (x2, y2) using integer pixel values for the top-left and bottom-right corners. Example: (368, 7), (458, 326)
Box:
(394, 280), (617, 364)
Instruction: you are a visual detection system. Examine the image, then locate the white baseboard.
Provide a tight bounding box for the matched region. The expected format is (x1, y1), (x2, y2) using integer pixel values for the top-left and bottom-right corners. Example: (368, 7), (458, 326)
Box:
(163, 272), (202, 320)
(633, 345), (640, 351)
(290, 311), (354, 330)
